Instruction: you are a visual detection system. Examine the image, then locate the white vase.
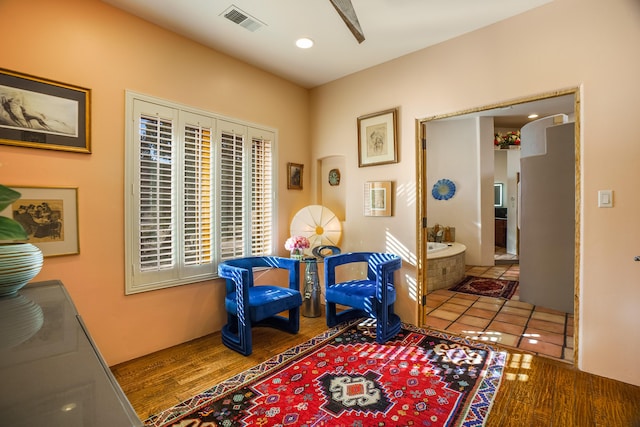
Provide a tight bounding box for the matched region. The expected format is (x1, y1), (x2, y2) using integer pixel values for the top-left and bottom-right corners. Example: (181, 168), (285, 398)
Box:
(0, 243), (43, 297)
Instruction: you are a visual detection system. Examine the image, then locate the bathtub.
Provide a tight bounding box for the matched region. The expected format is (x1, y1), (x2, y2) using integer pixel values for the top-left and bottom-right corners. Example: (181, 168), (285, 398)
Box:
(427, 242), (466, 292)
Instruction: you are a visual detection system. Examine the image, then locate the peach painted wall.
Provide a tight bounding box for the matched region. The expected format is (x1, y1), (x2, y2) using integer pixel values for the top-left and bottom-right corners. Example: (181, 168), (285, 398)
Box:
(310, 0), (640, 386)
(1, 0), (311, 365)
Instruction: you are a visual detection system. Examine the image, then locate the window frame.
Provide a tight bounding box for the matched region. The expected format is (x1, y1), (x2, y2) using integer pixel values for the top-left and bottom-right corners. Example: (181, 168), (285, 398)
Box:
(124, 91), (278, 294)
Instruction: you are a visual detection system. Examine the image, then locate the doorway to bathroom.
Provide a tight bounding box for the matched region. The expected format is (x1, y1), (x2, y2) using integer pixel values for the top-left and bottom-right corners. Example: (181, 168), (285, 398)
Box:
(415, 88), (580, 365)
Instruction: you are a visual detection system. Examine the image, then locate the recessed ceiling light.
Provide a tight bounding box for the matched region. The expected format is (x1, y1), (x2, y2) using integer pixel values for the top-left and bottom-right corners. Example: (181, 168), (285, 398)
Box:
(296, 38), (314, 49)
(528, 113), (539, 119)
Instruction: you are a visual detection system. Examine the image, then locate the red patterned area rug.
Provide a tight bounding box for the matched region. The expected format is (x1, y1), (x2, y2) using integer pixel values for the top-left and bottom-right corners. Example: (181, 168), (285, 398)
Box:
(145, 319), (506, 427)
(449, 276), (519, 299)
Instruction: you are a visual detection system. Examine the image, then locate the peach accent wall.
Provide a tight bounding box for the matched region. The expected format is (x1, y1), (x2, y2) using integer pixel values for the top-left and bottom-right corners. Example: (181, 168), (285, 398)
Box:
(1, 0), (311, 365)
(310, 0), (640, 386)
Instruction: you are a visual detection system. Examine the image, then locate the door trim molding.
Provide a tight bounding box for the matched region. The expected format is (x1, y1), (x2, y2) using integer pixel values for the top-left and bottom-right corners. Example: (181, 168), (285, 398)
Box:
(415, 87), (581, 366)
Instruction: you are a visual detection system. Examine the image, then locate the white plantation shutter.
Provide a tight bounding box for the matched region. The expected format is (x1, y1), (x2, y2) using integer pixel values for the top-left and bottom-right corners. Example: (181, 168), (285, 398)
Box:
(125, 92), (276, 294)
(218, 122), (275, 260)
(250, 129), (273, 255)
(181, 112), (214, 277)
(130, 100), (179, 289)
(219, 122), (246, 260)
(139, 114), (174, 271)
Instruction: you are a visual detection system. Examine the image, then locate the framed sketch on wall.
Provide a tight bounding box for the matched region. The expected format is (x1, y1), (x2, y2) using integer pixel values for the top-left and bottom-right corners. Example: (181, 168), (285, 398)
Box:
(0, 68), (91, 153)
(1, 186), (79, 257)
(357, 108), (398, 167)
(287, 162), (303, 190)
(363, 181), (392, 216)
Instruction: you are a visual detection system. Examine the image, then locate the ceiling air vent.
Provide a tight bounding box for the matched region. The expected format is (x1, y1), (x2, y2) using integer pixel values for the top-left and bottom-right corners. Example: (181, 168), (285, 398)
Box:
(221, 5), (265, 32)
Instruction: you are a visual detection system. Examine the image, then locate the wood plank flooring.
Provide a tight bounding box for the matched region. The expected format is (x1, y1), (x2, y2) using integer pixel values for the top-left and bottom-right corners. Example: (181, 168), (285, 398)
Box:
(111, 315), (640, 426)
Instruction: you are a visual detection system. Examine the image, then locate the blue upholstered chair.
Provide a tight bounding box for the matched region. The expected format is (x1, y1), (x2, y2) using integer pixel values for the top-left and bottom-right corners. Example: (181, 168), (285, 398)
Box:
(218, 256), (302, 356)
(324, 252), (402, 343)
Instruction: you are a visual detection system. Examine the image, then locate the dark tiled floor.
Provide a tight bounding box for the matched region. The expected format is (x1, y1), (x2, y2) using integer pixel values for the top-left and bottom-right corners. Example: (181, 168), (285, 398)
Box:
(424, 264), (574, 363)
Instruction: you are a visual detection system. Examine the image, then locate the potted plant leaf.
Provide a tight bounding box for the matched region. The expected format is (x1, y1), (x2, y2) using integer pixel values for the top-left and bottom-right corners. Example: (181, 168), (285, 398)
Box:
(0, 184), (43, 297)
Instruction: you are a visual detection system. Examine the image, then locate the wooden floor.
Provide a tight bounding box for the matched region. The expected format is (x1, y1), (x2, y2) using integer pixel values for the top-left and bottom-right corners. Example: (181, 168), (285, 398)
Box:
(111, 314), (640, 426)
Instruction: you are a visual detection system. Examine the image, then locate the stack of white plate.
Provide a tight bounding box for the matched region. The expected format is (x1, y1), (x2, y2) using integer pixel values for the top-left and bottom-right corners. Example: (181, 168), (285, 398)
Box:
(0, 243), (44, 297)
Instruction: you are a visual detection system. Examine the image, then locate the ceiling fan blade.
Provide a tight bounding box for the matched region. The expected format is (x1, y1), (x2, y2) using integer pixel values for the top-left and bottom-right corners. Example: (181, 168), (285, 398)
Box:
(329, 0), (365, 44)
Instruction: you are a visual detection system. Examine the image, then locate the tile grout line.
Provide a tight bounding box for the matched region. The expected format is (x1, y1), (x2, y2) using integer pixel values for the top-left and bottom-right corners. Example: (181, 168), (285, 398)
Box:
(441, 293), (457, 330)
(475, 295), (526, 348)
(515, 304), (536, 349)
(472, 300), (503, 341)
(446, 290), (506, 341)
(425, 292), (460, 331)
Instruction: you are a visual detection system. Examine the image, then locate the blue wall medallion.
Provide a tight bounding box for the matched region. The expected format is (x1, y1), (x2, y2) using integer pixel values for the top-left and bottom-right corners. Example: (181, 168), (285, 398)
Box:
(432, 179), (456, 200)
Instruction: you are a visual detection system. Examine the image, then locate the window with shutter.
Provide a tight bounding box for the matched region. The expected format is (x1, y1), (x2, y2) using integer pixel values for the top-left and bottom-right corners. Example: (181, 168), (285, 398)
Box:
(125, 92), (277, 294)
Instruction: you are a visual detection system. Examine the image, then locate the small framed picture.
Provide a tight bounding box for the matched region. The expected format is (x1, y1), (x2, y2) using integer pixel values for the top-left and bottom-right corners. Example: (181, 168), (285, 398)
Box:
(364, 181), (392, 217)
(1, 186), (79, 257)
(287, 162), (303, 190)
(0, 68), (91, 153)
(357, 108), (398, 167)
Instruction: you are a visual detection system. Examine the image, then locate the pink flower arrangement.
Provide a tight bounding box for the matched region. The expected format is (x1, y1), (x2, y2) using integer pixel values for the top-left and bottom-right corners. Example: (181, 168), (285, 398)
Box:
(284, 235), (310, 251)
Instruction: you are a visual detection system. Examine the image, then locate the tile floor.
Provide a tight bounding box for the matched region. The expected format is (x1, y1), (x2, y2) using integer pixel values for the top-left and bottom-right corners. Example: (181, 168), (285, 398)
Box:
(424, 264), (574, 363)
(494, 246), (518, 262)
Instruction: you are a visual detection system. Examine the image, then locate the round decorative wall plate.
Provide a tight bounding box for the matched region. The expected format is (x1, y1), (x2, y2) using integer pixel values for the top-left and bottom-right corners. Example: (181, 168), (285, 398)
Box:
(432, 179), (456, 200)
(328, 169), (340, 186)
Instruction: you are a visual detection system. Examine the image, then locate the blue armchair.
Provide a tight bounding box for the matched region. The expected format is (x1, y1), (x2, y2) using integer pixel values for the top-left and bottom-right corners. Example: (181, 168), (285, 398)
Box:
(324, 252), (402, 343)
(218, 256), (302, 356)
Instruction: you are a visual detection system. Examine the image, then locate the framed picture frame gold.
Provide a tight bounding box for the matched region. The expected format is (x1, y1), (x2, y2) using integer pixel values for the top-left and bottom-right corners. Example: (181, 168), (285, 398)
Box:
(1, 186), (79, 257)
(364, 181), (392, 217)
(0, 68), (91, 153)
(287, 162), (303, 190)
(357, 108), (398, 167)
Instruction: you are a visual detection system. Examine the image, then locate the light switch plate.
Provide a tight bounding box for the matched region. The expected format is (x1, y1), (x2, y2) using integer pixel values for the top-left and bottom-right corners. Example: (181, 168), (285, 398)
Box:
(598, 190), (613, 208)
